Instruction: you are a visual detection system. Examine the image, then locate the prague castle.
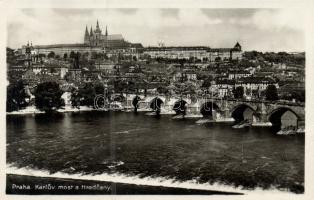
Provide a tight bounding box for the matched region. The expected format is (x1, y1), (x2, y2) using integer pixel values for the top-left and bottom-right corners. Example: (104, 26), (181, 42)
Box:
(21, 20), (242, 61)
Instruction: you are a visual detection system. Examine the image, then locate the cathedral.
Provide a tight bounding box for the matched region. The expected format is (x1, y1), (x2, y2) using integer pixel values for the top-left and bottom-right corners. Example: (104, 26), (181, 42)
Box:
(84, 20), (128, 48)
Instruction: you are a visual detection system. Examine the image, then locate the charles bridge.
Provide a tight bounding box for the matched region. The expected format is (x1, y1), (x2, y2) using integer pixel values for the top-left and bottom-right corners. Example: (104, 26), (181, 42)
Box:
(124, 94), (305, 128)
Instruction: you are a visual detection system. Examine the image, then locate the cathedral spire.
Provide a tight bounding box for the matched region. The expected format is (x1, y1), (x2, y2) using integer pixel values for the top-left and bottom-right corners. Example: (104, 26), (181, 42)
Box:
(84, 25), (90, 44)
(85, 25), (89, 37)
(95, 20), (101, 34)
(96, 19), (99, 29)
(90, 26), (93, 36)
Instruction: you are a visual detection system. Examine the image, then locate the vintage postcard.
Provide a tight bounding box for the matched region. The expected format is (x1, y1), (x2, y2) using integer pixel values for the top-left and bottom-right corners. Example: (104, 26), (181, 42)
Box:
(1, 0), (313, 199)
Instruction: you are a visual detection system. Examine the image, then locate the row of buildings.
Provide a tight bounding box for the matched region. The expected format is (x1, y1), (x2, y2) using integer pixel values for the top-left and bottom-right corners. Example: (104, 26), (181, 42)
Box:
(20, 20), (243, 61)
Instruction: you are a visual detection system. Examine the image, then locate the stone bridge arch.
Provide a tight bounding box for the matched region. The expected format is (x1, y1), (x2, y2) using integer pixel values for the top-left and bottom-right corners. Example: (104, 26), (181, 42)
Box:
(173, 99), (188, 115)
(200, 101), (220, 117)
(230, 103), (258, 123)
(150, 97), (164, 111)
(268, 106), (302, 130)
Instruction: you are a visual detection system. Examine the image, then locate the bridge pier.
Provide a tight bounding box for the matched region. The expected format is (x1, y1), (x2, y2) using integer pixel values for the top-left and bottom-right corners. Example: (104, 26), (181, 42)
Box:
(297, 120), (305, 129)
(259, 103), (268, 122)
(221, 100), (232, 119)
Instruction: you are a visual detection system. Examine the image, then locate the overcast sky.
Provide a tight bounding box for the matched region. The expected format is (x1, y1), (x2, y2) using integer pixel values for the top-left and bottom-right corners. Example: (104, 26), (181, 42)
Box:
(7, 8), (305, 52)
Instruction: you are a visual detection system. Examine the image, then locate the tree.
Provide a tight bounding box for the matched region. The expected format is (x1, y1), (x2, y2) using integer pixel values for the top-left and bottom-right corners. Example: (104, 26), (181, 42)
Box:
(47, 51), (55, 58)
(91, 52), (98, 60)
(70, 88), (80, 108)
(7, 47), (18, 67)
(69, 51), (76, 59)
(77, 83), (95, 107)
(114, 79), (128, 94)
(104, 53), (109, 60)
(73, 52), (80, 69)
(50, 68), (57, 74)
(233, 86), (244, 99)
(39, 53), (46, 58)
(197, 71), (212, 81)
(157, 86), (168, 94)
(265, 84), (279, 101)
(94, 82), (105, 94)
(73, 82), (106, 108)
(291, 90), (305, 102)
(7, 80), (29, 112)
(182, 81), (197, 95)
(201, 78), (212, 88)
(34, 82), (64, 112)
(215, 57), (221, 62)
(63, 53), (68, 59)
(127, 81), (137, 93)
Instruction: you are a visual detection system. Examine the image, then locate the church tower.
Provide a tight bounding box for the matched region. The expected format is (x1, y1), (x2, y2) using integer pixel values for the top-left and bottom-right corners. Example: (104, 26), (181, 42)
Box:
(94, 20), (102, 46)
(25, 41), (32, 68)
(234, 42), (242, 51)
(84, 25), (90, 44)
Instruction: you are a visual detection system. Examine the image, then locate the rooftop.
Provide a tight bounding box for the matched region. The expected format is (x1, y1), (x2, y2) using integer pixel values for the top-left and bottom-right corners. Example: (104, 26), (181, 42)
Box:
(237, 76), (276, 84)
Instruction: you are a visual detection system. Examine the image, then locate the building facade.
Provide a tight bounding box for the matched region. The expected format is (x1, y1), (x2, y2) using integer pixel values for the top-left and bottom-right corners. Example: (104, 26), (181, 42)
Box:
(143, 42), (243, 61)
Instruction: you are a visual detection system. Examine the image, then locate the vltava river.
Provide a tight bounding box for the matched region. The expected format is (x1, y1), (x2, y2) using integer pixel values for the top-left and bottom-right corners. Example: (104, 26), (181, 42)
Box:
(6, 111), (304, 193)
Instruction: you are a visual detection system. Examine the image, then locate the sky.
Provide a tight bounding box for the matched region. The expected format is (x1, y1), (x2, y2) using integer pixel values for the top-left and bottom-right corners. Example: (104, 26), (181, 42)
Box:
(7, 8), (306, 52)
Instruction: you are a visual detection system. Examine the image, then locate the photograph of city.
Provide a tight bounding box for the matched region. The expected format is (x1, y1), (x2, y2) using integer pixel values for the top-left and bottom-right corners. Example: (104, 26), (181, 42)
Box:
(6, 8), (305, 195)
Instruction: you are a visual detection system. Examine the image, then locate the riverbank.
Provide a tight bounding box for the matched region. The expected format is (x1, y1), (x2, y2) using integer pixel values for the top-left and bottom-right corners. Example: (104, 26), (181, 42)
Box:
(6, 105), (197, 117)
(6, 106), (97, 115)
(6, 174), (241, 195)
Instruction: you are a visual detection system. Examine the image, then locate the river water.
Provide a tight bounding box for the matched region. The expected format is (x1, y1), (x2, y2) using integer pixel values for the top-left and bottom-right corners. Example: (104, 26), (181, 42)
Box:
(6, 111), (304, 193)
